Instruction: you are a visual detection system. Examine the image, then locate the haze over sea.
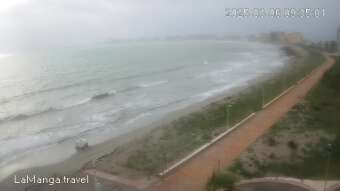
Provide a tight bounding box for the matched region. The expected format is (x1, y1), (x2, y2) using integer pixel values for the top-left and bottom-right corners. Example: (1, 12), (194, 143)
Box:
(0, 40), (290, 177)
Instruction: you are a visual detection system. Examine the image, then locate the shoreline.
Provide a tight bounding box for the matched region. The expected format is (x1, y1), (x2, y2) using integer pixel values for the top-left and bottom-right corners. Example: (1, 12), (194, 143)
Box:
(0, 45), (306, 191)
(0, 80), (256, 191)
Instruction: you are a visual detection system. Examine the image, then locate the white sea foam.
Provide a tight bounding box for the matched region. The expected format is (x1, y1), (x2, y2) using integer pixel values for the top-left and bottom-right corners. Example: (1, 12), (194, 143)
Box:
(195, 84), (236, 100)
(65, 97), (91, 108)
(194, 76), (254, 101)
(138, 80), (168, 88)
(125, 112), (152, 125)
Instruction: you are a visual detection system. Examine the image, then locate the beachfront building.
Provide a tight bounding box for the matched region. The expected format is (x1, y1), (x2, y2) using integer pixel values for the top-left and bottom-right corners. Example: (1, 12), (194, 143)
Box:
(253, 32), (304, 45)
(285, 32), (304, 44)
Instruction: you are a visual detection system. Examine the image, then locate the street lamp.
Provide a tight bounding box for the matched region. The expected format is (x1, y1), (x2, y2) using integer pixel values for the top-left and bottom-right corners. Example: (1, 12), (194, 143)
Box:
(284, 72), (288, 90)
(92, 159), (102, 191)
(261, 85), (265, 108)
(226, 101), (234, 128)
(323, 143), (332, 191)
(322, 143), (339, 191)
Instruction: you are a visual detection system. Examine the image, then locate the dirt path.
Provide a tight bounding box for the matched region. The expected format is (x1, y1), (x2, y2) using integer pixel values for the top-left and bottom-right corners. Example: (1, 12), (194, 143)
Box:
(148, 55), (336, 191)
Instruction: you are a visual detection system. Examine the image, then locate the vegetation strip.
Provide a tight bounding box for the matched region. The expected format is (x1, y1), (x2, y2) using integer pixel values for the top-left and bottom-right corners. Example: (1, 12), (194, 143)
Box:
(159, 112), (256, 177)
(205, 54), (334, 191)
(85, 169), (146, 190)
(210, 56), (340, 190)
(160, 50), (326, 177)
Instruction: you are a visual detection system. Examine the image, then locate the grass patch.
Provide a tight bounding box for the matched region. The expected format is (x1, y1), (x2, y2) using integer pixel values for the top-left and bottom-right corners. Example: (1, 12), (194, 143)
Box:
(228, 56), (340, 180)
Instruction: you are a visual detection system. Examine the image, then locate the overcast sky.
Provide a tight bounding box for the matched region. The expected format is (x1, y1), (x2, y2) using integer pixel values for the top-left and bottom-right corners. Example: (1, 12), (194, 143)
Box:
(0, 0), (340, 51)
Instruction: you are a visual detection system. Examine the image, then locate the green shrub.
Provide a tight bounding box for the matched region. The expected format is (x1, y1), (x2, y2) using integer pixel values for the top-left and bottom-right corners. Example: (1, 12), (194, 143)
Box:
(207, 171), (239, 191)
(287, 140), (299, 150)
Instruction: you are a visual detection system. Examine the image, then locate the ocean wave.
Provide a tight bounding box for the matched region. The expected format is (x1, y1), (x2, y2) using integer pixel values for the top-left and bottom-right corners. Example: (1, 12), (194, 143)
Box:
(125, 112), (152, 125)
(193, 76), (254, 101)
(64, 97), (92, 108)
(91, 92), (114, 100)
(118, 86), (140, 93)
(137, 80), (168, 88)
(106, 66), (184, 84)
(0, 79), (98, 106)
(88, 90), (118, 101)
(0, 90), (119, 123)
(0, 99), (9, 105)
(0, 66), (182, 106)
(195, 68), (232, 79)
(197, 85), (235, 99)
(116, 80), (168, 94)
(144, 98), (189, 113)
(0, 67), (184, 104)
(0, 107), (58, 124)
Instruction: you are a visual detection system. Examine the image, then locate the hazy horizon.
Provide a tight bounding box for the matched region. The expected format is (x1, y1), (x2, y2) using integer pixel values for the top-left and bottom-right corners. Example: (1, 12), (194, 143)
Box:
(0, 0), (340, 51)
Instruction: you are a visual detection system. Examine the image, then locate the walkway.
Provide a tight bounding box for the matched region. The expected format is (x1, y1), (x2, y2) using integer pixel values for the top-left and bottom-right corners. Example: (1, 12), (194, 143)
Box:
(147, 56), (336, 191)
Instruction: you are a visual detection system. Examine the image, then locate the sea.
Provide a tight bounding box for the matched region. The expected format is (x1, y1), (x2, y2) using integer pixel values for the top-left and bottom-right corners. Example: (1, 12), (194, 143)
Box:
(0, 40), (290, 178)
